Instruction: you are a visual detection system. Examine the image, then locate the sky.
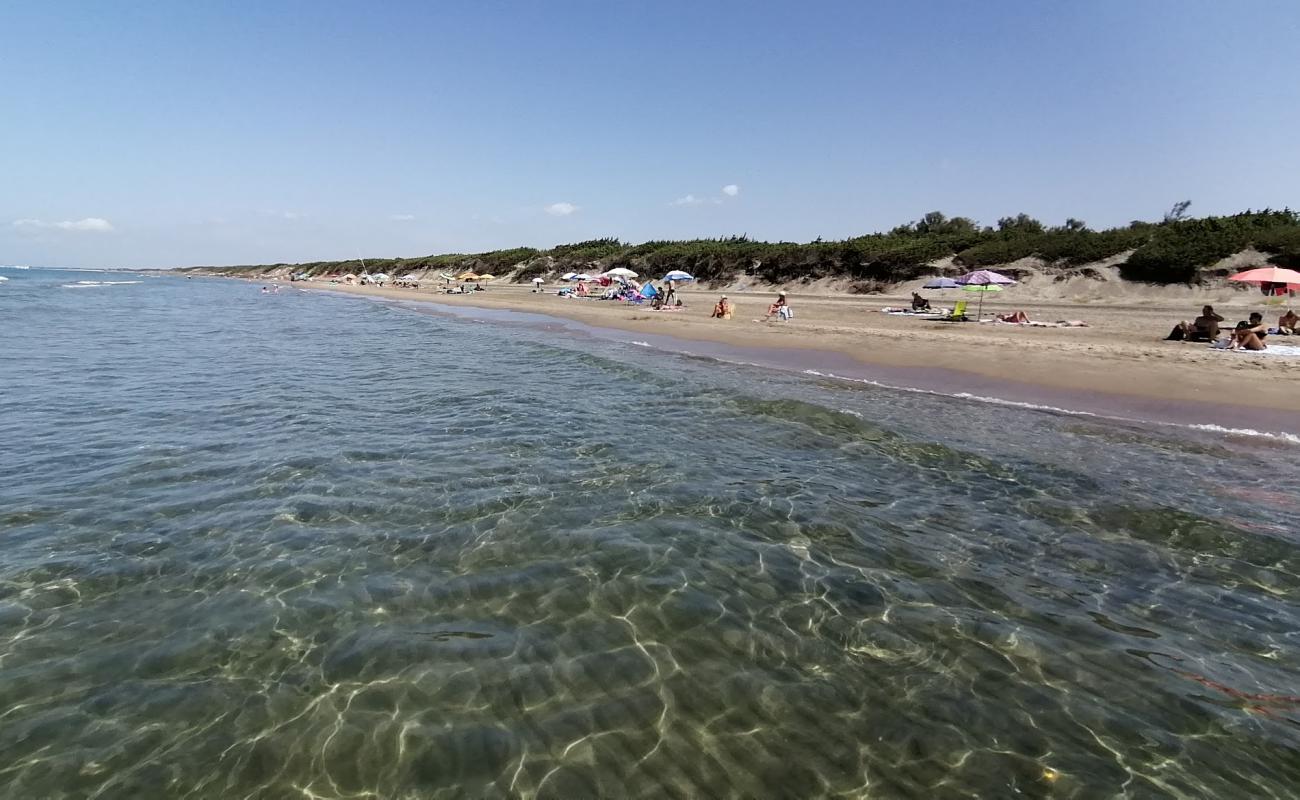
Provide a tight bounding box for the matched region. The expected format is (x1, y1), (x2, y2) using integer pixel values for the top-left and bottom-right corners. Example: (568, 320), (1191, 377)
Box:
(2, 0), (1298, 268)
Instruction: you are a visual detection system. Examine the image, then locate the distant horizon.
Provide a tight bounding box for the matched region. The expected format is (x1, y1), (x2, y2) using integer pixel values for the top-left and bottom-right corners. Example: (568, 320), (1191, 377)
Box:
(4, 1), (1298, 269)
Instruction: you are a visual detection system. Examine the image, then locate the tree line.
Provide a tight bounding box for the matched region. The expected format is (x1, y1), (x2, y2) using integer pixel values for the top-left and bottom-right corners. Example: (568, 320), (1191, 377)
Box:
(187, 204), (1300, 288)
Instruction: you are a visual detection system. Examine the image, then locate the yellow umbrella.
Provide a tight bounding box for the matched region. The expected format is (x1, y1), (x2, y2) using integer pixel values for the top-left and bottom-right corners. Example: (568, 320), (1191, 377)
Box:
(457, 271), (480, 281)
(478, 274), (495, 281)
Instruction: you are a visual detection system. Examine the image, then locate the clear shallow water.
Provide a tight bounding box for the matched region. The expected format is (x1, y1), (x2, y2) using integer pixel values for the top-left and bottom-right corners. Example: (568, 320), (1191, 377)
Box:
(2, 268), (1298, 798)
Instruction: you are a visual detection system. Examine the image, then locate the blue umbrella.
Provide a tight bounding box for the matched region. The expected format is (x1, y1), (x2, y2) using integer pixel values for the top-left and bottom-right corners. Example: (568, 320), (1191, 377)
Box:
(662, 270), (695, 282)
(923, 277), (961, 289)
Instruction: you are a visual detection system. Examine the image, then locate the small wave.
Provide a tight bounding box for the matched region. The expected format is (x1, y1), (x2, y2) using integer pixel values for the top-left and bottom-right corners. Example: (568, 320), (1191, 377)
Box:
(804, 369), (1300, 446)
(950, 392), (1102, 418)
(62, 280), (140, 288)
(630, 341), (652, 347)
(1187, 424), (1300, 446)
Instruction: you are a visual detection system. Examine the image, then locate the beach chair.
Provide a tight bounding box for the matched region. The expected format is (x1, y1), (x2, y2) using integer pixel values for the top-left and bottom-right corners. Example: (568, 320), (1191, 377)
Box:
(937, 299), (969, 322)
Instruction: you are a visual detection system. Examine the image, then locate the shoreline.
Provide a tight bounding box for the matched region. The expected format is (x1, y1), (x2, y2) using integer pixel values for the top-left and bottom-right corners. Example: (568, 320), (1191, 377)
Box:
(277, 280), (1300, 436)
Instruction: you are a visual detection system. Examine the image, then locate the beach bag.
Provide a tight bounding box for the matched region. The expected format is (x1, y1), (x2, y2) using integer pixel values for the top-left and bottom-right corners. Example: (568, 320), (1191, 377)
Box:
(779, 306), (794, 320)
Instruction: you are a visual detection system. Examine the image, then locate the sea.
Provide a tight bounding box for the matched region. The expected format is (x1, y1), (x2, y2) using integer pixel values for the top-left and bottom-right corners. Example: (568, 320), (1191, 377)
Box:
(2, 266), (1298, 798)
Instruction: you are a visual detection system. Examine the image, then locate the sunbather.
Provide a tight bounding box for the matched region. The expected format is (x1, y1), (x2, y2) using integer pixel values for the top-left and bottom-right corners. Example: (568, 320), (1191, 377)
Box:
(1279, 309), (1298, 335)
(1227, 321), (1267, 351)
(1244, 312), (1268, 341)
(1167, 305), (1223, 341)
(711, 295), (732, 319)
(765, 291), (792, 320)
(997, 311), (1030, 323)
(911, 292), (931, 311)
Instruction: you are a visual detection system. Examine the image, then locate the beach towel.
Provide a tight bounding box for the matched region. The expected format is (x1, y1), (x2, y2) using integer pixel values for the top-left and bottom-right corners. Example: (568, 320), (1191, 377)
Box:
(880, 307), (951, 316)
(1231, 344), (1300, 357)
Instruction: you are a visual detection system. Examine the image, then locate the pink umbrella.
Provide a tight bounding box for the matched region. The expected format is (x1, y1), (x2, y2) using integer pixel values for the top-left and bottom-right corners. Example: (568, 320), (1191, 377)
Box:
(956, 270), (1017, 320)
(956, 269), (1017, 286)
(1228, 266), (1300, 294)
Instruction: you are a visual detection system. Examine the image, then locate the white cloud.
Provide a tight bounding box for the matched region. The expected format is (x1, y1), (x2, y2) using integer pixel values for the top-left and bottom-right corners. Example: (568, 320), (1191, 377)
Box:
(12, 217), (115, 232)
(545, 202), (578, 217)
(390, 214), (416, 221)
(722, 184), (740, 197)
(259, 210), (306, 220)
(671, 194), (704, 207)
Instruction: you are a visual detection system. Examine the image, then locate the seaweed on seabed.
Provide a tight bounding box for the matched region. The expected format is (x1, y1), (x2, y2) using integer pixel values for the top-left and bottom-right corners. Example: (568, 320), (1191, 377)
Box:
(1090, 505), (1300, 572)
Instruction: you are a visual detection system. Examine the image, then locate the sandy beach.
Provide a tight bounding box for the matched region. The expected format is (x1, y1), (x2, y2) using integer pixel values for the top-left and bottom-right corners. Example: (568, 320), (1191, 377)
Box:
(284, 280), (1300, 418)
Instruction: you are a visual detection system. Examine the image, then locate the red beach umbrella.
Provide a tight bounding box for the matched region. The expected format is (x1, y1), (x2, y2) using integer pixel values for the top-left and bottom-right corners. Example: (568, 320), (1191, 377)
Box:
(1228, 266), (1300, 293)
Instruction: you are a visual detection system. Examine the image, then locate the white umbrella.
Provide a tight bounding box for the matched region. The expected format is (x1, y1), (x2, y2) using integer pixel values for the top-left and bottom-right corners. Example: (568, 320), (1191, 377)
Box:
(570, 273), (594, 281)
(662, 270), (694, 282)
(603, 267), (638, 278)
(561, 272), (577, 281)
(531, 277), (545, 285)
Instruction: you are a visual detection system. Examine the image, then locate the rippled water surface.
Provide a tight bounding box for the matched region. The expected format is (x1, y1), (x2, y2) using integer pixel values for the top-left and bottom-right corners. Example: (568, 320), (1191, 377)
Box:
(2, 269), (1299, 798)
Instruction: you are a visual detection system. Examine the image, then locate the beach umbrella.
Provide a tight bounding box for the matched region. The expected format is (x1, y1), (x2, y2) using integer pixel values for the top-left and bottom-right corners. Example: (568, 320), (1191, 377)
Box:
(956, 271), (1015, 321)
(561, 272), (577, 281)
(603, 267), (639, 279)
(478, 274), (495, 281)
(956, 269), (1016, 286)
(923, 277), (961, 289)
(457, 271), (480, 281)
(531, 277), (545, 285)
(571, 273), (594, 281)
(1228, 266), (1300, 294)
(961, 283), (1004, 320)
(662, 270), (694, 282)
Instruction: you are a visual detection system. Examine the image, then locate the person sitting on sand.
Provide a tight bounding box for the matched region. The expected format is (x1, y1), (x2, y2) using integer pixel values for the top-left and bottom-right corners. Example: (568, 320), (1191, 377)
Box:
(765, 291), (792, 320)
(1244, 311), (1268, 341)
(576, 281), (588, 297)
(911, 292), (931, 311)
(997, 310), (1030, 323)
(1279, 309), (1298, 335)
(1227, 321), (1267, 351)
(1167, 305), (1223, 342)
(711, 295), (732, 319)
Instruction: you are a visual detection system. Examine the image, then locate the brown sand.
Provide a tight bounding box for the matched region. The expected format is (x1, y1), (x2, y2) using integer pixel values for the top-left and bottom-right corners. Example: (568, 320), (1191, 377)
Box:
(285, 280), (1300, 415)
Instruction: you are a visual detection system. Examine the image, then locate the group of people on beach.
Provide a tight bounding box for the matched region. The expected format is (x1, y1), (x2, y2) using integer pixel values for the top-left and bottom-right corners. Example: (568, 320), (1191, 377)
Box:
(1168, 305), (1298, 350)
(708, 290), (792, 321)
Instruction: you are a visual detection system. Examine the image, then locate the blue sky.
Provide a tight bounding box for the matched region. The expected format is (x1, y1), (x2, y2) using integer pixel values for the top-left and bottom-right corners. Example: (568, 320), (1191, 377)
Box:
(3, 0), (1298, 268)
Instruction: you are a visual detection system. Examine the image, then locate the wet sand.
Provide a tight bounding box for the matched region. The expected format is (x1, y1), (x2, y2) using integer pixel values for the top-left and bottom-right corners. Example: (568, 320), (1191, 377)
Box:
(285, 281), (1300, 431)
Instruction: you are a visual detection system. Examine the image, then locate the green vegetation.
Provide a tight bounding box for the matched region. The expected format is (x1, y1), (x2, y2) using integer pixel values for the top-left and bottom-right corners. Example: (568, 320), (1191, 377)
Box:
(185, 206), (1300, 287)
